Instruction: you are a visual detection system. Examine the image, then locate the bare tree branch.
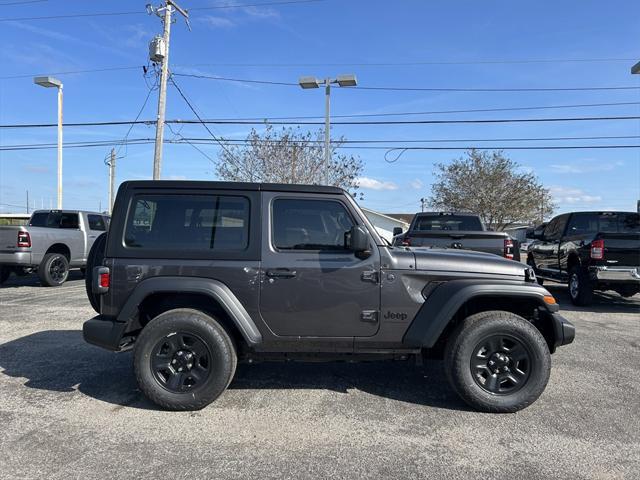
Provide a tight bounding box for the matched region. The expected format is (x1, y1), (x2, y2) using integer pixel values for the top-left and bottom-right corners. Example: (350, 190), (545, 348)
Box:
(428, 149), (555, 231)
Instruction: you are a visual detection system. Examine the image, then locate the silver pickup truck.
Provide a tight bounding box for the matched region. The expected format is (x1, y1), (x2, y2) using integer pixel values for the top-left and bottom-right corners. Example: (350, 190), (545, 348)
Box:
(0, 210), (109, 286)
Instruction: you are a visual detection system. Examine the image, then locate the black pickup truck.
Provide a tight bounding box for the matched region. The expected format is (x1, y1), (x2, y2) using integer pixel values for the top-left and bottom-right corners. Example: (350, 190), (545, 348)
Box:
(527, 211), (640, 305)
(393, 212), (520, 261)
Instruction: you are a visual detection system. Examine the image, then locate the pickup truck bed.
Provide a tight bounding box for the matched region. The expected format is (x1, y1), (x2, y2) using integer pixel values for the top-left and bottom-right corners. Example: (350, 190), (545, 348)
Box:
(394, 212), (519, 261)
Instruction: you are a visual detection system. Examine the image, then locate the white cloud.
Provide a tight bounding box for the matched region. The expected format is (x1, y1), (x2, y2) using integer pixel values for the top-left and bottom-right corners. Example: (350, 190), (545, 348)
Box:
(199, 16), (236, 28)
(357, 177), (398, 191)
(550, 160), (623, 174)
(549, 186), (602, 204)
(409, 179), (424, 190)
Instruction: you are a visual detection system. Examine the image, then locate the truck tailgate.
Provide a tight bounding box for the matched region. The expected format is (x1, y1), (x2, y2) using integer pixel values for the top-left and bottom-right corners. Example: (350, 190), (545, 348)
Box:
(406, 231), (508, 256)
(0, 226), (23, 252)
(597, 232), (640, 267)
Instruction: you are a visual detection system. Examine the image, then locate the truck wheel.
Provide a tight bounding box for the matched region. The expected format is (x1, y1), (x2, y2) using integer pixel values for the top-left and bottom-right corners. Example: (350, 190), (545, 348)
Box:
(85, 233), (107, 313)
(0, 267), (10, 285)
(38, 253), (69, 286)
(568, 266), (594, 306)
(444, 310), (551, 413)
(134, 308), (237, 411)
(526, 257), (544, 285)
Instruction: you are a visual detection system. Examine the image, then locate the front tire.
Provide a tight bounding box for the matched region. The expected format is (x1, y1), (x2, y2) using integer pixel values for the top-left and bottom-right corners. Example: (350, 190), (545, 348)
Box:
(38, 253), (69, 286)
(134, 308), (237, 411)
(444, 311), (551, 413)
(568, 266), (594, 306)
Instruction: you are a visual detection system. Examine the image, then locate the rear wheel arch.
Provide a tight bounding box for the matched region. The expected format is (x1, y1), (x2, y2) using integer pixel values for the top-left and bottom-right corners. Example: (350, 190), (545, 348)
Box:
(566, 252), (581, 272)
(45, 243), (71, 260)
(120, 277), (262, 348)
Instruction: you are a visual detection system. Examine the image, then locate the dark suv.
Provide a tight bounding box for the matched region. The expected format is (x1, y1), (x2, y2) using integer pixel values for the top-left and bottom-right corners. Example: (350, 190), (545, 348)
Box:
(83, 181), (574, 412)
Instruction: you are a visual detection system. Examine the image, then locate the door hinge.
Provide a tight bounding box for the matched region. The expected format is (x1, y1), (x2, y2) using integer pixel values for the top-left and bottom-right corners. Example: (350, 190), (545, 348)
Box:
(361, 270), (379, 283)
(361, 310), (379, 323)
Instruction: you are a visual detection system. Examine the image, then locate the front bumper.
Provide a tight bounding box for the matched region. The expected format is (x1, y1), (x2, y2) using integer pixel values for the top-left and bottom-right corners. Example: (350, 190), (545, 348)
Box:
(0, 251), (32, 266)
(591, 266), (640, 284)
(83, 315), (128, 351)
(550, 312), (575, 348)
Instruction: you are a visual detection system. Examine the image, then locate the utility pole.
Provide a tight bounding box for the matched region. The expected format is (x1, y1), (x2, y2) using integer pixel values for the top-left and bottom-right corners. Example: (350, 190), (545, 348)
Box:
(148, 0), (189, 180)
(107, 148), (116, 214)
(26, 190), (29, 214)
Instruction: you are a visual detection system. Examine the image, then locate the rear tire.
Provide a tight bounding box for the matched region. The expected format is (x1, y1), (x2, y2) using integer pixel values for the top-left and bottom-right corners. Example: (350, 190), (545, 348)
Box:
(444, 310), (551, 413)
(0, 267), (10, 285)
(568, 266), (594, 306)
(85, 233), (107, 313)
(134, 308), (237, 411)
(38, 253), (69, 286)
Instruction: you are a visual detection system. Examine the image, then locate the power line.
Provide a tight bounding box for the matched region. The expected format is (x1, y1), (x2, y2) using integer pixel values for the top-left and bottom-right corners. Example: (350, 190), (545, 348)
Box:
(172, 72), (640, 92)
(168, 75), (247, 174)
(2, 114), (640, 129)
(5, 133), (639, 149)
(0, 65), (143, 80)
(0, 0), (325, 22)
(2, 138), (639, 152)
(115, 74), (158, 157)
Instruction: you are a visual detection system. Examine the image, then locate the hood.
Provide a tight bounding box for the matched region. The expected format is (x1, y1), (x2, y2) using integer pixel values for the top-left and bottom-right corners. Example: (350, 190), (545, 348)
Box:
(411, 247), (526, 278)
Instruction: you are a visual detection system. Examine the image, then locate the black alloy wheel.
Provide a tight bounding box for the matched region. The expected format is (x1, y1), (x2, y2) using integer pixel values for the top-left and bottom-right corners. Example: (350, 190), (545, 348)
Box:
(151, 332), (212, 393)
(49, 256), (67, 283)
(470, 334), (531, 395)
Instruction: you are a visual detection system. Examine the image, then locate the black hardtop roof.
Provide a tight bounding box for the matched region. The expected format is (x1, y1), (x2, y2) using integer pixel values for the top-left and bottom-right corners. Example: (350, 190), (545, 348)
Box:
(121, 180), (345, 195)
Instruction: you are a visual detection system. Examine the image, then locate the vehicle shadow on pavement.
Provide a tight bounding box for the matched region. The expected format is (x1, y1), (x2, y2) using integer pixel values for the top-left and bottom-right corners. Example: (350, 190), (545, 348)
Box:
(0, 270), (85, 288)
(544, 284), (640, 314)
(0, 330), (471, 412)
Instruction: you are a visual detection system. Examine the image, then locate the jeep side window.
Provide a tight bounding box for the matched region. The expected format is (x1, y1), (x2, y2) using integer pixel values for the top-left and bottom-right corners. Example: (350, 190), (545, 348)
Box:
(124, 194), (250, 251)
(272, 199), (354, 251)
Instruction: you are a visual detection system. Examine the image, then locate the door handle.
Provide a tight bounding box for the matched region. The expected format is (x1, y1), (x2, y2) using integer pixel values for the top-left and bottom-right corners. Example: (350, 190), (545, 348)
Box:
(266, 269), (297, 279)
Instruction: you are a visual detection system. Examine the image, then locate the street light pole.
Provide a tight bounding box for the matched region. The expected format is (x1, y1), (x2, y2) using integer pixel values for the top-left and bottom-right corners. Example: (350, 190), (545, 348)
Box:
(299, 74), (357, 185)
(34, 76), (63, 209)
(57, 83), (63, 209)
(324, 78), (331, 185)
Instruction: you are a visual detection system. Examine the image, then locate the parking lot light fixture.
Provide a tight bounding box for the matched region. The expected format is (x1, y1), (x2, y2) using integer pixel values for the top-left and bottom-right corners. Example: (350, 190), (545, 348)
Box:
(632, 61), (640, 74)
(298, 74), (358, 185)
(34, 76), (64, 209)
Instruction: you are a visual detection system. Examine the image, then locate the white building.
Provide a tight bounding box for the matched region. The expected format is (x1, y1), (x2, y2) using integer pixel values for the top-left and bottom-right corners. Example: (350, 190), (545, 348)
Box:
(361, 208), (410, 243)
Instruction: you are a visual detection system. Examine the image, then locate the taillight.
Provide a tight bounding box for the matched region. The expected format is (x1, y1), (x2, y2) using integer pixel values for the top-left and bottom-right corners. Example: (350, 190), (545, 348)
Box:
(504, 238), (514, 260)
(402, 236), (411, 246)
(93, 266), (110, 294)
(591, 239), (605, 260)
(17, 231), (31, 247)
(99, 272), (110, 288)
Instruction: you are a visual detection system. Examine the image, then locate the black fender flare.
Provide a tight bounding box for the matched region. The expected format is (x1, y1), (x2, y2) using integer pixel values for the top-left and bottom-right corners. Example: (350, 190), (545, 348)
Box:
(403, 279), (556, 348)
(117, 276), (262, 345)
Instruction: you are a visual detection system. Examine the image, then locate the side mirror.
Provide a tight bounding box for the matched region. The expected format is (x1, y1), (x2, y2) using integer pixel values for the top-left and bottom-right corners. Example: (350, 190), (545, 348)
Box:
(392, 226), (403, 236)
(347, 225), (371, 257)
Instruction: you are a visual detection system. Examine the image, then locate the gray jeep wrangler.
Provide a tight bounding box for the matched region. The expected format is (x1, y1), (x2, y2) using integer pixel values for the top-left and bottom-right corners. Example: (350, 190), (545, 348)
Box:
(83, 181), (575, 412)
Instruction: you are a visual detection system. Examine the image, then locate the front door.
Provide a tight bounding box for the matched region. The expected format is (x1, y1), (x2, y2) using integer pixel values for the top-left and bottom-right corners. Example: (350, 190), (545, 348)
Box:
(259, 193), (380, 337)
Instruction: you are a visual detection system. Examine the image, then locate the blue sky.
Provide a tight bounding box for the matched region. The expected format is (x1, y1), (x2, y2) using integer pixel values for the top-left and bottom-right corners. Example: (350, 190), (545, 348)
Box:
(0, 0), (639, 216)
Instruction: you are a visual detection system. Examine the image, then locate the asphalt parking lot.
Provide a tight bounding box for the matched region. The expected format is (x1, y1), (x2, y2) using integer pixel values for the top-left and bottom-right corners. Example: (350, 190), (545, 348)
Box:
(0, 273), (639, 479)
